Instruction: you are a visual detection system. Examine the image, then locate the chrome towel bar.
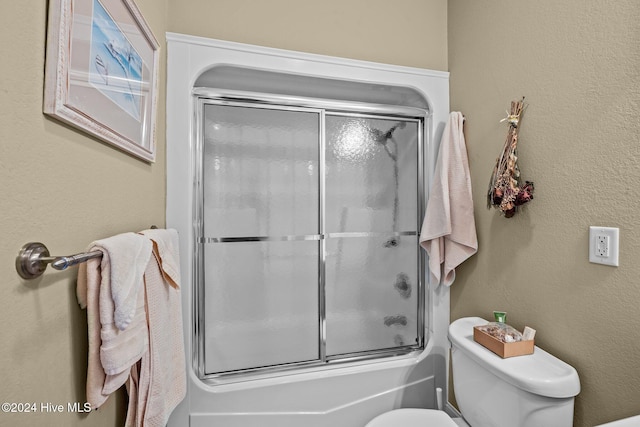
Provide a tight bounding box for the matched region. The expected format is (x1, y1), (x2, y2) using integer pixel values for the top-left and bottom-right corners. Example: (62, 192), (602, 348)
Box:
(16, 242), (102, 280)
(16, 226), (158, 280)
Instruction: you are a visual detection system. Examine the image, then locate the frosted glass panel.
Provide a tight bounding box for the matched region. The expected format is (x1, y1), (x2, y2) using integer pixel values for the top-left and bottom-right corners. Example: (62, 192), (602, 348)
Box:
(203, 241), (319, 374)
(324, 115), (420, 356)
(325, 236), (419, 356)
(203, 104), (319, 237)
(325, 116), (418, 233)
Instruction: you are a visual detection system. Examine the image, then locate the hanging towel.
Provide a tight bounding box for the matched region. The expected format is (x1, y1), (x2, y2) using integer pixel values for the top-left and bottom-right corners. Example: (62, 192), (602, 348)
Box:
(139, 228), (181, 289)
(419, 112), (478, 286)
(77, 229), (185, 424)
(134, 228), (186, 427)
(77, 232), (153, 330)
(76, 232), (152, 408)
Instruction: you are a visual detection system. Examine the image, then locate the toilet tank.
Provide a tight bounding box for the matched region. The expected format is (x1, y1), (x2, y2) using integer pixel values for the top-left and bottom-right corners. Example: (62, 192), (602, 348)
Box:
(449, 317), (580, 427)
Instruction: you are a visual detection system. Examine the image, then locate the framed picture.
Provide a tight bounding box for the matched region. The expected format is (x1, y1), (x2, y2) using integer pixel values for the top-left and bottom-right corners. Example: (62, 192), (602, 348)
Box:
(44, 0), (159, 162)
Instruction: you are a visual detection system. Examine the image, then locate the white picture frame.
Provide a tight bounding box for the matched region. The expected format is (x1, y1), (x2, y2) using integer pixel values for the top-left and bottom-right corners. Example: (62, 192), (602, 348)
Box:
(44, 0), (159, 162)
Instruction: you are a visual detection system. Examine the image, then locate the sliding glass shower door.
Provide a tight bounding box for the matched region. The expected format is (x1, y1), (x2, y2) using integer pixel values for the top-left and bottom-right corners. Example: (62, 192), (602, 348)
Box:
(324, 115), (420, 357)
(195, 94), (424, 380)
(200, 103), (321, 375)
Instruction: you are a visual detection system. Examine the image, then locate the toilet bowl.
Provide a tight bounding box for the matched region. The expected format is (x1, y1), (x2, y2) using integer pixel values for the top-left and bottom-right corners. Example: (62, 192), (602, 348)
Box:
(365, 317), (580, 427)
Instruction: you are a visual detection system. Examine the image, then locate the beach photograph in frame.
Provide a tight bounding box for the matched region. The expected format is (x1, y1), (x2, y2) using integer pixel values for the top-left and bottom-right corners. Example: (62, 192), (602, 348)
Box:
(44, 0), (159, 162)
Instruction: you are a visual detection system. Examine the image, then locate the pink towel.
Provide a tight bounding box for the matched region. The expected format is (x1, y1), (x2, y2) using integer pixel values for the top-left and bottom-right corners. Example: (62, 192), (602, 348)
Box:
(133, 228), (186, 427)
(419, 112), (478, 286)
(76, 229), (185, 425)
(77, 233), (152, 330)
(76, 232), (152, 408)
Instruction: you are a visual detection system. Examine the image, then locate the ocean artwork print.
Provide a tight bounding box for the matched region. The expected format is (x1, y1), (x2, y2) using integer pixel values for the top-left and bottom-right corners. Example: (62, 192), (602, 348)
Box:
(88, 0), (143, 122)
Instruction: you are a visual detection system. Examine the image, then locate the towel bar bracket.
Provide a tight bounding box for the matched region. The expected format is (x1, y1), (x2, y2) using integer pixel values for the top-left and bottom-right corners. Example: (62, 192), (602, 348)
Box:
(16, 242), (102, 280)
(16, 242), (50, 280)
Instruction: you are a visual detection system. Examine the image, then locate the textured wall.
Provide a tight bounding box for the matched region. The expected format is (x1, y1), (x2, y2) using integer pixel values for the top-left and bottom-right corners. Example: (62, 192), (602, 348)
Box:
(167, 0), (448, 71)
(1, 1), (447, 426)
(0, 1), (167, 426)
(448, 1), (640, 426)
(5, 1), (637, 426)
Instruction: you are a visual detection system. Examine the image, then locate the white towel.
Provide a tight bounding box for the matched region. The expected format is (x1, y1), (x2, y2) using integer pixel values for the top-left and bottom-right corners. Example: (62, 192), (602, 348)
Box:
(419, 112), (478, 286)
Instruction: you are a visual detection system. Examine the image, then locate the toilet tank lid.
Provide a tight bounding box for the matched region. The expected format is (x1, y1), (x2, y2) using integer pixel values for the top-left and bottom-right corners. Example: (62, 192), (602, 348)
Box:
(449, 317), (581, 399)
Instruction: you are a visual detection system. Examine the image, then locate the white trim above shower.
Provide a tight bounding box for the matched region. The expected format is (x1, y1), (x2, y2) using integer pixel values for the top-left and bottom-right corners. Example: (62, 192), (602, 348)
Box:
(165, 32), (450, 427)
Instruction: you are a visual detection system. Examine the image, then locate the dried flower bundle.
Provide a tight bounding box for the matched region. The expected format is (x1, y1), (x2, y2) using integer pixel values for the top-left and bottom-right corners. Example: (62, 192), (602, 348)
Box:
(487, 97), (534, 218)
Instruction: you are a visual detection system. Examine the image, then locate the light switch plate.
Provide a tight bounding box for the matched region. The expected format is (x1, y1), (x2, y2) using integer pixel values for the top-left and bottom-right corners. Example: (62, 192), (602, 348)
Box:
(589, 226), (619, 266)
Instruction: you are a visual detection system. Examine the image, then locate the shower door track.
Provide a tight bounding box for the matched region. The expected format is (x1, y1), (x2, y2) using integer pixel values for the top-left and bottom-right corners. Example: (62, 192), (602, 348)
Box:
(193, 89), (427, 383)
(193, 88), (429, 119)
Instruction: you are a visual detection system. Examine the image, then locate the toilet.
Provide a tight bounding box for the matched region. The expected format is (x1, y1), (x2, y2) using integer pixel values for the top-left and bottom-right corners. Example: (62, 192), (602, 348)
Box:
(366, 317), (581, 427)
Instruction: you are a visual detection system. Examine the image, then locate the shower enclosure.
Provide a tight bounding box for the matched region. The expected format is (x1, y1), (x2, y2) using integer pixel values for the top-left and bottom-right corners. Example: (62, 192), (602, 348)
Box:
(166, 34), (451, 427)
(196, 95), (424, 379)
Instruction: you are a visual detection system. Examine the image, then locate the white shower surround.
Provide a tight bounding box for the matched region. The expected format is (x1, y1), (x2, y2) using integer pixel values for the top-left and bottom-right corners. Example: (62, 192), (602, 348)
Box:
(165, 32), (451, 427)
